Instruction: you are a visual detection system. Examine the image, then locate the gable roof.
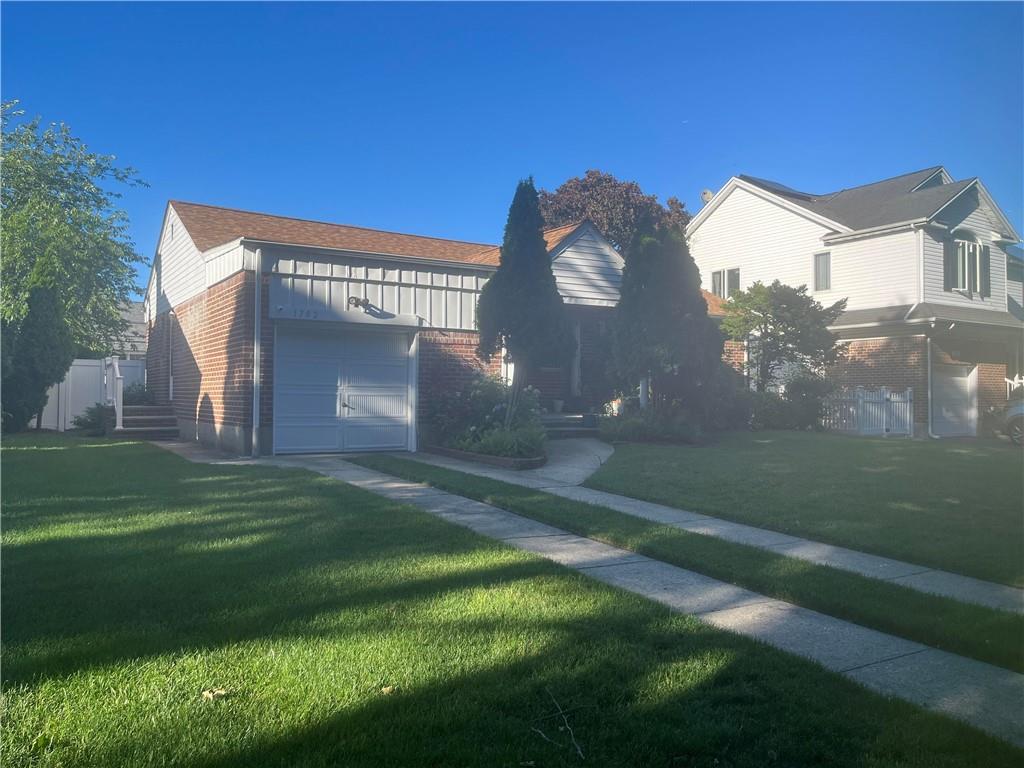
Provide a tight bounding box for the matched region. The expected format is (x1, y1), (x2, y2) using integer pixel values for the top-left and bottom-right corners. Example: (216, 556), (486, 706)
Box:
(169, 202), (591, 268)
(738, 167), (979, 231)
(170, 200), (500, 265)
(468, 220), (587, 266)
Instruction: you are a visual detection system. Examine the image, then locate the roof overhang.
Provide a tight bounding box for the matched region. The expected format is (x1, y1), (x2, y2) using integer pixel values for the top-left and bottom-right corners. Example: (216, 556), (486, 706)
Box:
(686, 177), (851, 239)
(928, 179), (1021, 243)
(237, 237), (498, 273)
(822, 219), (929, 244)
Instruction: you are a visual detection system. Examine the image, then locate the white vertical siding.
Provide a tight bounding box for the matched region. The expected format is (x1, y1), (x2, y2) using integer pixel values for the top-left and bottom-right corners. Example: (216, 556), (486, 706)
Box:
(550, 227), (623, 306)
(267, 246), (492, 331)
(923, 202), (1008, 312)
(826, 230), (920, 310)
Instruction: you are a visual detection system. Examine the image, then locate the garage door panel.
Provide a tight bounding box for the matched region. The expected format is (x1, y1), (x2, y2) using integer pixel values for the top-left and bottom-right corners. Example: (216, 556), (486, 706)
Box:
(933, 364), (976, 437)
(344, 422), (408, 451)
(275, 424), (341, 453)
(274, 324), (410, 453)
(275, 360), (340, 387)
(276, 389), (339, 417)
(347, 361), (407, 388)
(347, 391), (407, 419)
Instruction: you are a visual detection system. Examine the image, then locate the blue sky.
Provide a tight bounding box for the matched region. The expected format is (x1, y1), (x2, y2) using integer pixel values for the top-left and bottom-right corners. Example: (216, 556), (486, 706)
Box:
(3, 2), (1022, 291)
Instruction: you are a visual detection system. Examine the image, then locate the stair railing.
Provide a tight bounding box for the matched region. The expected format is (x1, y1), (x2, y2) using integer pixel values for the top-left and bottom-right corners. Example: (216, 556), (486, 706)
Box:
(104, 356), (124, 430)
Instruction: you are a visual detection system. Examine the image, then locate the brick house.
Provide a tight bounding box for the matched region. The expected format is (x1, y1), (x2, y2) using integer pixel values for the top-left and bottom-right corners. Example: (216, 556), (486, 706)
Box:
(688, 166), (1024, 436)
(143, 202), (630, 455)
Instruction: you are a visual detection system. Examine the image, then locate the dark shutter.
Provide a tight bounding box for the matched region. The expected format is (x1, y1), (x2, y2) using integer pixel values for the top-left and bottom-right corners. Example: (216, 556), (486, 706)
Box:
(943, 240), (956, 291)
(967, 245), (978, 293)
(980, 245), (991, 297)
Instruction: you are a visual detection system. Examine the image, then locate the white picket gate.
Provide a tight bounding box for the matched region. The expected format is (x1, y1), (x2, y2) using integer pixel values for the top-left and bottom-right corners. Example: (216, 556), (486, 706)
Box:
(822, 386), (914, 437)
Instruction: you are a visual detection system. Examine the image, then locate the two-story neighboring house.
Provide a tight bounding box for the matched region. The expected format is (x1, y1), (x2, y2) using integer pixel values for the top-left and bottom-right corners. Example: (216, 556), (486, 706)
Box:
(688, 166), (1023, 437)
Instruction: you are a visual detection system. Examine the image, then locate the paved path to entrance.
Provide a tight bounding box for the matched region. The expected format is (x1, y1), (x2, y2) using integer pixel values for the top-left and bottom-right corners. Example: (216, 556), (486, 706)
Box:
(159, 440), (1023, 746)
(402, 439), (1024, 614)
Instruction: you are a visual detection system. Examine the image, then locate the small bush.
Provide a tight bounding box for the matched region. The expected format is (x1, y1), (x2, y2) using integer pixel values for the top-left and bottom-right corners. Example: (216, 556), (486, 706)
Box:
(599, 409), (702, 444)
(122, 382), (155, 406)
(749, 373), (833, 431)
(72, 403), (113, 436)
(453, 424), (546, 458)
(783, 373), (834, 430)
(426, 374), (545, 457)
(701, 364), (753, 431)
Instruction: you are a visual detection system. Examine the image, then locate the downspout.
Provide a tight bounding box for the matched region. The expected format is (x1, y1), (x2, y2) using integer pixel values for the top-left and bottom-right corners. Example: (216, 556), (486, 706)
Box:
(251, 248), (263, 457)
(927, 334), (939, 439)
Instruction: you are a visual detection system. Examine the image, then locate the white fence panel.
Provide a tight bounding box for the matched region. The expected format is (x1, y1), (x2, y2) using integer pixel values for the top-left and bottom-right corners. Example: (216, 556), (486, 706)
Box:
(822, 387), (913, 437)
(36, 359), (107, 431)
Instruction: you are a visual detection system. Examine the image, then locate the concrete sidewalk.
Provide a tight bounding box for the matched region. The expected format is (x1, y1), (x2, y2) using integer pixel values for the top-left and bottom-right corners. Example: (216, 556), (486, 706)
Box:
(158, 440), (1023, 747)
(404, 439), (1024, 614)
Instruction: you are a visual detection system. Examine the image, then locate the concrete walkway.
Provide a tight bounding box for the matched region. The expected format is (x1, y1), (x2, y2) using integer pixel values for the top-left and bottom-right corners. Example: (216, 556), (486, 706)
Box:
(158, 441), (1023, 746)
(403, 439), (1024, 614)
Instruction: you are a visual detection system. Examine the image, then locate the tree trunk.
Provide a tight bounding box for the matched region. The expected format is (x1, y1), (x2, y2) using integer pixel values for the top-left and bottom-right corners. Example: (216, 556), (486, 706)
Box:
(505, 358), (528, 429)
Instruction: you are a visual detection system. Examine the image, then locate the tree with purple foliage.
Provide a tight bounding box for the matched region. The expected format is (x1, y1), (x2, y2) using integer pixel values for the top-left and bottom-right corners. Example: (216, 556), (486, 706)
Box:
(539, 169), (689, 252)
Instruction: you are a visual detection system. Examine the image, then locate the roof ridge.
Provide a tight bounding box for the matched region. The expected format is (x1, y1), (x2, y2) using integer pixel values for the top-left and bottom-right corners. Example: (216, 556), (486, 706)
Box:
(169, 200), (498, 249)
(823, 165), (946, 197)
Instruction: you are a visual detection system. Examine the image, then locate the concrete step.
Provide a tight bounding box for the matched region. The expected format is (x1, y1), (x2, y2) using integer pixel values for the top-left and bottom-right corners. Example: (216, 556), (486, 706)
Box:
(122, 405), (175, 417)
(122, 415), (177, 428)
(114, 426), (179, 441)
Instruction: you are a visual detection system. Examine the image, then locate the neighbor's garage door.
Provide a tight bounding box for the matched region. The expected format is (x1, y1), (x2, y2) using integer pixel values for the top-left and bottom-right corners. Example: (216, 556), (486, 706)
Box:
(274, 324), (412, 453)
(932, 363), (977, 437)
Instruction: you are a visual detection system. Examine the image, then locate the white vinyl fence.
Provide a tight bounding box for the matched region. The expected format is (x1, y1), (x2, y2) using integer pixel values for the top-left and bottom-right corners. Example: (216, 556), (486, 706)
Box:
(822, 386), (914, 437)
(36, 358), (145, 431)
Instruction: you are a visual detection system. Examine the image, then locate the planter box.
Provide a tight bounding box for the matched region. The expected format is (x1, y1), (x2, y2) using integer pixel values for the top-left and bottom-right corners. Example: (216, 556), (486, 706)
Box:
(425, 445), (547, 470)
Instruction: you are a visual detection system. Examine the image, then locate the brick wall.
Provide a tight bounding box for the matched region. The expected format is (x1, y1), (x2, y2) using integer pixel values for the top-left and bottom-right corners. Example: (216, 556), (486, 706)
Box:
(832, 335), (929, 424)
(722, 340), (746, 375)
(146, 271), (255, 451)
(417, 330), (502, 418)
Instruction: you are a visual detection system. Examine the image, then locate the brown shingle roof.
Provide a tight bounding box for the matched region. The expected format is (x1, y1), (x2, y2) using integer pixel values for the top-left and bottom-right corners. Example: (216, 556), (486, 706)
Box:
(469, 221), (586, 265)
(170, 201), (501, 265)
(703, 290), (727, 317)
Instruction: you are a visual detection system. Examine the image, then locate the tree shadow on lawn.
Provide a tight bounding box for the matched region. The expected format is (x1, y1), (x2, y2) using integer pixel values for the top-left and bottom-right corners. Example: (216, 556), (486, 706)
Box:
(3, 438), (1021, 767)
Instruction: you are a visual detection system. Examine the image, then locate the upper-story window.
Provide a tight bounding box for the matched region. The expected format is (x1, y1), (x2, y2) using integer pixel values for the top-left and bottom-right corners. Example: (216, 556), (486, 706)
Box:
(944, 232), (990, 297)
(954, 240), (979, 291)
(814, 252), (831, 291)
(713, 268), (740, 299)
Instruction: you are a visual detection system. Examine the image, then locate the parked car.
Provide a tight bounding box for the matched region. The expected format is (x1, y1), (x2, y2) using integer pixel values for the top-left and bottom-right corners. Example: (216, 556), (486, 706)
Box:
(1002, 388), (1024, 446)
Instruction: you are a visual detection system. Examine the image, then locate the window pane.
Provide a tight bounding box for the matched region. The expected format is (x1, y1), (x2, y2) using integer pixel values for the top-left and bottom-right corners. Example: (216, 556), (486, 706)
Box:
(815, 252), (830, 291)
(712, 271), (724, 298)
(727, 269), (740, 297)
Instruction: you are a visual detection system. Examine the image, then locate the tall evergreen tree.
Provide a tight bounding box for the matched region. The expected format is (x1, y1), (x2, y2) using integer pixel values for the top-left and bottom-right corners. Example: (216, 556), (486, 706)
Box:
(477, 178), (574, 425)
(611, 222), (723, 413)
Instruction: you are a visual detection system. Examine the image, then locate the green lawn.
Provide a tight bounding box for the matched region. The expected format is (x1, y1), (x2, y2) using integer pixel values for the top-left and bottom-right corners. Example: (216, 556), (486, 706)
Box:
(352, 455), (1024, 672)
(585, 431), (1024, 587)
(3, 436), (1020, 766)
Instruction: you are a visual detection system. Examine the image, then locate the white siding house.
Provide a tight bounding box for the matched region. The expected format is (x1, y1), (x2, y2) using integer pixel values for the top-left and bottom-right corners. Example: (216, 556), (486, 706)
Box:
(687, 166), (1022, 437)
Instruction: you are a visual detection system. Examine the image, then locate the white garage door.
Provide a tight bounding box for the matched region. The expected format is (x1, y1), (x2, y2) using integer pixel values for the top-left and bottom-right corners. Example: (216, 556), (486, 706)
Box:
(274, 324), (412, 453)
(932, 363), (977, 437)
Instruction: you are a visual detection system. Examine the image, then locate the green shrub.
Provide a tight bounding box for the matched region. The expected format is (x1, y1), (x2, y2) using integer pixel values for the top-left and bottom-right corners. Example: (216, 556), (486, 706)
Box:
(599, 409), (702, 444)
(453, 424), (546, 458)
(749, 373), (833, 431)
(783, 373), (833, 430)
(72, 403), (113, 436)
(701, 364), (753, 430)
(122, 382), (155, 406)
(426, 374), (545, 457)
